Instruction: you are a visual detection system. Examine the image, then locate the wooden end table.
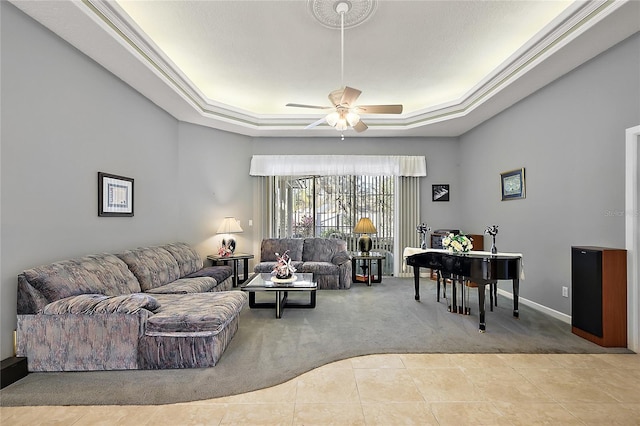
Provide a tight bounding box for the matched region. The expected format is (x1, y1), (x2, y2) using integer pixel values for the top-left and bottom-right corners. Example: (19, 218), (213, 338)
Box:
(207, 252), (254, 287)
(350, 251), (385, 286)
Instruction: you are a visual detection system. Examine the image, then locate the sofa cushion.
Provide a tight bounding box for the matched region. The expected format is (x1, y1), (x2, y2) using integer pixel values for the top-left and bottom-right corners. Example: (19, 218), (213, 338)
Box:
(21, 254), (142, 302)
(147, 292), (247, 335)
(297, 261), (340, 275)
(40, 294), (109, 314)
(40, 293), (160, 315)
(254, 260), (304, 274)
(303, 238), (348, 262)
(161, 242), (203, 277)
(259, 238), (304, 262)
(144, 277), (217, 294)
(184, 265), (233, 283)
(93, 294), (161, 314)
(117, 247), (181, 291)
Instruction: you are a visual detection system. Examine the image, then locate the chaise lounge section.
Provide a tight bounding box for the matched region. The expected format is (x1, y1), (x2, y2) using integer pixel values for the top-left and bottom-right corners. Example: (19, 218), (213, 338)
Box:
(254, 238), (352, 289)
(16, 242), (247, 371)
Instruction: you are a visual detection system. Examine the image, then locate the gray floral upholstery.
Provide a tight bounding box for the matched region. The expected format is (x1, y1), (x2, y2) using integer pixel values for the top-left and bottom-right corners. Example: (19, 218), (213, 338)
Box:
(161, 242), (204, 277)
(18, 254), (142, 313)
(144, 277), (218, 294)
(17, 312), (148, 371)
(117, 247), (182, 291)
(259, 238), (304, 261)
(40, 294), (110, 314)
(147, 293), (246, 334)
(138, 316), (240, 369)
(16, 242), (246, 371)
(254, 238), (352, 289)
(40, 293), (161, 315)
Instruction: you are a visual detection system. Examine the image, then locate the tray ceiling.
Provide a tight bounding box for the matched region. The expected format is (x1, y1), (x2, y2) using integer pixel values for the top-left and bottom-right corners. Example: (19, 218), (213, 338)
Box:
(9, 0), (640, 137)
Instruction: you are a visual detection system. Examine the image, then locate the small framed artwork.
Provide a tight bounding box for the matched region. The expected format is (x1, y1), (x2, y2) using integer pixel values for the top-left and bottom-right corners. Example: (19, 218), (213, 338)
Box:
(432, 184), (450, 202)
(501, 168), (526, 201)
(98, 172), (134, 216)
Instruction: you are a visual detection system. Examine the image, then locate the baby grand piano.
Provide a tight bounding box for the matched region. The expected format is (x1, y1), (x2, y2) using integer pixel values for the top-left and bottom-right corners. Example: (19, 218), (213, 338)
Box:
(405, 249), (522, 332)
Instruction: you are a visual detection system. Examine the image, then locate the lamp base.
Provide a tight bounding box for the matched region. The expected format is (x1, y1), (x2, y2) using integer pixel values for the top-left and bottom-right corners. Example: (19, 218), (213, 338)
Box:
(357, 234), (372, 254)
(222, 237), (236, 254)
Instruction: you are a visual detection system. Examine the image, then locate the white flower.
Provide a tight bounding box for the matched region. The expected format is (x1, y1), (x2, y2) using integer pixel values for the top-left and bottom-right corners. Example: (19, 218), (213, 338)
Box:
(442, 233), (473, 253)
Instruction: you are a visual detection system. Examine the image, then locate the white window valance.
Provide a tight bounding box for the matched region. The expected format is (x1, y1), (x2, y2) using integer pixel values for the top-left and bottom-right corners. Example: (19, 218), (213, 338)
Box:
(249, 155), (426, 177)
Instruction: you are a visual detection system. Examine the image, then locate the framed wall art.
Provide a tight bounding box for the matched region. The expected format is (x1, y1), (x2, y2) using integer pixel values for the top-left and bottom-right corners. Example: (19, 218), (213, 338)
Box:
(432, 184), (450, 202)
(98, 172), (134, 216)
(500, 168), (525, 201)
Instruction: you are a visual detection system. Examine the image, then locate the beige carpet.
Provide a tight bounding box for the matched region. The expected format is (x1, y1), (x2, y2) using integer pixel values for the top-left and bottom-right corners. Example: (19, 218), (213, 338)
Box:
(0, 277), (630, 406)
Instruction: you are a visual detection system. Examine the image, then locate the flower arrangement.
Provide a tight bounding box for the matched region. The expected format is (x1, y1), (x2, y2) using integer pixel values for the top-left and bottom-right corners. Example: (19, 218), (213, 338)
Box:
(442, 233), (473, 254)
(272, 250), (296, 279)
(218, 245), (232, 257)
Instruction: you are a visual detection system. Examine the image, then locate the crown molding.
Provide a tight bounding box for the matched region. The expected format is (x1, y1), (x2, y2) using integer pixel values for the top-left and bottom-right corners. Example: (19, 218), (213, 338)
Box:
(9, 0), (639, 137)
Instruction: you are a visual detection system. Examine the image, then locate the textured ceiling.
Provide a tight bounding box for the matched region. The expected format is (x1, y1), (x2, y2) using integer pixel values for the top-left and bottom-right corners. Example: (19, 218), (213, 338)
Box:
(9, 0), (640, 137)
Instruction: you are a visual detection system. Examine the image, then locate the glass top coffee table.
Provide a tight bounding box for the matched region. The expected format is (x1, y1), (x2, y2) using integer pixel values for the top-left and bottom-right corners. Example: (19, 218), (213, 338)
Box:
(241, 273), (317, 318)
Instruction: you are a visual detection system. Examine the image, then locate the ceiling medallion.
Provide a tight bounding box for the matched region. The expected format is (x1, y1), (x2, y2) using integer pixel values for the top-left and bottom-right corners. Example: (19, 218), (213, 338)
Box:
(308, 0), (378, 29)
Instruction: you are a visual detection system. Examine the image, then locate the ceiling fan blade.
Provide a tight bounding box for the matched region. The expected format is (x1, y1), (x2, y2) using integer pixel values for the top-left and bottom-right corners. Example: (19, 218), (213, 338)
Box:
(341, 86), (362, 107)
(353, 121), (368, 133)
(286, 103), (332, 110)
(305, 117), (327, 129)
(328, 88), (345, 107)
(356, 104), (403, 114)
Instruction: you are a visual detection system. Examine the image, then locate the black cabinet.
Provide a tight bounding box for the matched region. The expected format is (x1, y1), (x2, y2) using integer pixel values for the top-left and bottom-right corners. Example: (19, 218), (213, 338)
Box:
(571, 246), (627, 347)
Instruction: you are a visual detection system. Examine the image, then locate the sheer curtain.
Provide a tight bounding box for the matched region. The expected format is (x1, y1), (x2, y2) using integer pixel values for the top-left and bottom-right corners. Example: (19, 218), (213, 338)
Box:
(395, 176), (421, 277)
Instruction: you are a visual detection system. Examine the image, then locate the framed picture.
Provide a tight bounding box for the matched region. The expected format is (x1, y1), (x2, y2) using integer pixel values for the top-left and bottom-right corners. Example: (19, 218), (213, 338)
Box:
(98, 172), (134, 216)
(501, 168), (525, 201)
(432, 184), (450, 202)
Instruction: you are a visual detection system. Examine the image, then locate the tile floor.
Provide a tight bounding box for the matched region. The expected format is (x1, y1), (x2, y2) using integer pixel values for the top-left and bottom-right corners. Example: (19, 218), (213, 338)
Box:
(2, 353), (640, 425)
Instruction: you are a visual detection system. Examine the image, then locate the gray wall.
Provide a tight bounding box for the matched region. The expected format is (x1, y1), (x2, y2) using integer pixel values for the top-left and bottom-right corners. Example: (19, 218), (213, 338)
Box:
(176, 122), (254, 257)
(1, 1), (638, 359)
(458, 33), (640, 313)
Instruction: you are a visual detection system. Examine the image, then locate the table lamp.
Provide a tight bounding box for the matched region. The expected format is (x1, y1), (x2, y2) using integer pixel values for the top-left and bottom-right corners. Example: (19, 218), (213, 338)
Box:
(217, 217), (243, 255)
(354, 217), (377, 254)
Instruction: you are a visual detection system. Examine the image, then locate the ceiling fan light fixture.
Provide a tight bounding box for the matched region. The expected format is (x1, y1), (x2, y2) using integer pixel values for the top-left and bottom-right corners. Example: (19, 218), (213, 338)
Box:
(326, 111), (340, 127)
(346, 111), (360, 126)
(335, 118), (348, 131)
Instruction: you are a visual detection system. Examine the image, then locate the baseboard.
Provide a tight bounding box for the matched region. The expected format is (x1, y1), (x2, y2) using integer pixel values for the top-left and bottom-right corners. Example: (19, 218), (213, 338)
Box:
(1, 357), (28, 389)
(497, 289), (571, 324)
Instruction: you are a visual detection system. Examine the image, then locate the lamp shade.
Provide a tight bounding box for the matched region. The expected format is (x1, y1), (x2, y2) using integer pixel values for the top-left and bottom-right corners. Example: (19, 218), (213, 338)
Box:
(217, 217), (243, 234)
(353, 218), (377, 234)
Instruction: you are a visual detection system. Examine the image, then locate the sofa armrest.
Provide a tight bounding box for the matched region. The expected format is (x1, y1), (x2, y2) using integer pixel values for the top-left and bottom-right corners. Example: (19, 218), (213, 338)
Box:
(331, 250), (351, 265)
(16, 312), (148, 371)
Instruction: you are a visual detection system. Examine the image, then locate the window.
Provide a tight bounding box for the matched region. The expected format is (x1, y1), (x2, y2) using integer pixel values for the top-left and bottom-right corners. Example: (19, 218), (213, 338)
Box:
(272, 175), (395, 274)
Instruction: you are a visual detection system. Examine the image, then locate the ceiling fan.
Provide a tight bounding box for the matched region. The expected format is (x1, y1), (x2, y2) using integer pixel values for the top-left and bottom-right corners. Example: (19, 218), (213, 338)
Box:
(286, 1), (403, 133)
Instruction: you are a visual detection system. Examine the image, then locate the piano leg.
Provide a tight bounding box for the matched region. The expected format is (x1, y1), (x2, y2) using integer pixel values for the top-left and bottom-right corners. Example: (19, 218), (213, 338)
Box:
(489, 281), (497, 312)
(512, 278), (520, 318)
(413, 266), (420, 301)
(450, 276), (457, 312)
(436, 270), (441, 302)
(477, 282), (486, 332)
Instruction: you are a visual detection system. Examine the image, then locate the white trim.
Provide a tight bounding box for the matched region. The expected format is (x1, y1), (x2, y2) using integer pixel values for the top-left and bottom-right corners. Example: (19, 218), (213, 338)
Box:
(626, 125), (640, 353)
(249, 155), (426, 177)
(497, 289), (571, 324)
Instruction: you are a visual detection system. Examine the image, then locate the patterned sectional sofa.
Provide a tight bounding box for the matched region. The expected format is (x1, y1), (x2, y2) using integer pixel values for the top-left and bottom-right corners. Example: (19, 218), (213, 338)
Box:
(254, 238), (352, 289)
(16, 242), (247, 371)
